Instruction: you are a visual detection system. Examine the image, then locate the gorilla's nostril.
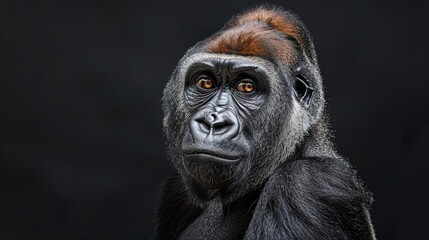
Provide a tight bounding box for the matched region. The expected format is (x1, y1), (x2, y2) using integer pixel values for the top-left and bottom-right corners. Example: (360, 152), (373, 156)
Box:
(206, 113), (216, 122)
(196, 118), (210, 133)
(212, 119), (231, 129)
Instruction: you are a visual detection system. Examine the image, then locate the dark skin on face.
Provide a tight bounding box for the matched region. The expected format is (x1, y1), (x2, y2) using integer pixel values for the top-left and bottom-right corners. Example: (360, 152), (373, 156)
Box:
(181, 57), (269, 188)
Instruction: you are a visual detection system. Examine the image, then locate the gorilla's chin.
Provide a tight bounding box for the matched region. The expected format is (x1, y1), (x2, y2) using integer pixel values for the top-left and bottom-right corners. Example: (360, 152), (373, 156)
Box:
(183, 152), (242, 189)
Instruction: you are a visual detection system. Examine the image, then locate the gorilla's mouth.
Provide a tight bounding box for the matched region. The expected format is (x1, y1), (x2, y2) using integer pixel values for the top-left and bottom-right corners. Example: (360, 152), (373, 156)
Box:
(183, 149), (242, 187)
(183, 149), (241, 162)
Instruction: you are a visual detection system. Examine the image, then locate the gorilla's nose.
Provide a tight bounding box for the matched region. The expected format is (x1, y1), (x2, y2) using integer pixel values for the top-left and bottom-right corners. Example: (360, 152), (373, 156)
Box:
(203, 112), (230, 132)
(191, 110), (239, 140)
(198, 112), (231, 134)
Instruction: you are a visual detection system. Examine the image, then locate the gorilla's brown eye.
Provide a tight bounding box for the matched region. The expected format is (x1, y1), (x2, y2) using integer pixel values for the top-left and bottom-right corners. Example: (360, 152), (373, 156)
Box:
(236, 82), (255, 93)
(196, 78), (214, 90)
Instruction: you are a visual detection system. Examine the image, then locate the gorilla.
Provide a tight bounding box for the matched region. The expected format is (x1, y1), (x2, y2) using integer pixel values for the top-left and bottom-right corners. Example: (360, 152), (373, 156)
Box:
(155, 6), (376, 240)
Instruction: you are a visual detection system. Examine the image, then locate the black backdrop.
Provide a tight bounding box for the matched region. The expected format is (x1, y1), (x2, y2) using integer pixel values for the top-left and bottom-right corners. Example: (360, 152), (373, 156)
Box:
(2, 0), (428, 239)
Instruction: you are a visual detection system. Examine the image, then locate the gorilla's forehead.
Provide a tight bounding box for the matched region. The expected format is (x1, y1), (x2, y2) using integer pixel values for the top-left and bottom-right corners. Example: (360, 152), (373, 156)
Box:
(178, 53), (280, 79)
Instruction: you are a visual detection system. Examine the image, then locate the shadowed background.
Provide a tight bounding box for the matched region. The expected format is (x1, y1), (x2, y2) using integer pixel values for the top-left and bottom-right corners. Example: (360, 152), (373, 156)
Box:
(2, 0), (428, 239)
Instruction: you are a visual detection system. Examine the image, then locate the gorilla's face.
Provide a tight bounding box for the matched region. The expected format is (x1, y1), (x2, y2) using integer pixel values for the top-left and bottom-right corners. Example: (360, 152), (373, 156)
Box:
(170, 52), (295, 196)
(163, 53), (314, 203)
(181, 56), (270, 188)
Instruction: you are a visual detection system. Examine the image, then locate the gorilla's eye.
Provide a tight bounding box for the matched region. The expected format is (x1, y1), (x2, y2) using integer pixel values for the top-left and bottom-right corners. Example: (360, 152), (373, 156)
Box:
(236, 82), (255, 93)
(196, 78), (214, 90)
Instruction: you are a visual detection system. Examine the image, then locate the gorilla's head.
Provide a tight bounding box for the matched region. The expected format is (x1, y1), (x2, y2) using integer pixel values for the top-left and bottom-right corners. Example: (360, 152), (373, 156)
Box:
(162, 6), (325, 205)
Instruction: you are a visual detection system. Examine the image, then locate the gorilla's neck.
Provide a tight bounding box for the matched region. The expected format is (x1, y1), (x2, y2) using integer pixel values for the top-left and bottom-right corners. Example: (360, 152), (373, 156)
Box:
(300, 116), (338, 159)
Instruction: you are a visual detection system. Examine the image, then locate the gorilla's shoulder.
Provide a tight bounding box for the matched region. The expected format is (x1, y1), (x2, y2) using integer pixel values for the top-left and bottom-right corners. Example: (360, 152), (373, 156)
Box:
(263, 158), (372, 204)
(247, 158), (374, 239)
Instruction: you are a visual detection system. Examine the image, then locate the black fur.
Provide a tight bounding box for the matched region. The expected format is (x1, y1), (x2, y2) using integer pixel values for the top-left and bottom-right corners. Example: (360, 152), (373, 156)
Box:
(155, 6), (375, 240)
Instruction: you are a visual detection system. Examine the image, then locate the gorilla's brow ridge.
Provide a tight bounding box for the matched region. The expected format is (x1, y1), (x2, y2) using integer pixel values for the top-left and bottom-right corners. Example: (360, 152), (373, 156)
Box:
(186, 59), (264, 81)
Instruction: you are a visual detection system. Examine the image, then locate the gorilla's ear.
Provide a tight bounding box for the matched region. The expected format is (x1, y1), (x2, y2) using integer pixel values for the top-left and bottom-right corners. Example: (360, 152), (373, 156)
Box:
(293, 68), (313, 108)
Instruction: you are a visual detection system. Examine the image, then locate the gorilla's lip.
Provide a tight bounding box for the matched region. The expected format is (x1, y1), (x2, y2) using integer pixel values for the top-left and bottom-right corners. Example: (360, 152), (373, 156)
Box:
(183, 149), (241, 162)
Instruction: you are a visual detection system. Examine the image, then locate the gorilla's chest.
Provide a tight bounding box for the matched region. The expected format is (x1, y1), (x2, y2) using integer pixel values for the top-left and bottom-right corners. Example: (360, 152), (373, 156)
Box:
(178, 201), (253, 240)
